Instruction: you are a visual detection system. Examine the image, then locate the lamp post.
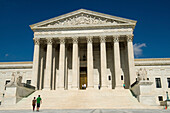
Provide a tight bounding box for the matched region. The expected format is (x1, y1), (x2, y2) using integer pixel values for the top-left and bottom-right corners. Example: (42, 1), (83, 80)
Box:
(166, 91), (169, 101)
(165, 91), (169, 109)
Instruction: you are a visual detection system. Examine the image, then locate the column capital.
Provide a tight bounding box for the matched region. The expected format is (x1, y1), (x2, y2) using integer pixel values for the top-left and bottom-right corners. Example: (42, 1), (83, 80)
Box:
(113, 35), (120, 43)
(33, 38), (40, 45)
(100, 36), (106, 43)
(72, 37), (78, 44)
(59, 38), (65, 44)
(87, 36), (93, 43)
(127, 35), (134, 42)
(46, 38), (53, 45)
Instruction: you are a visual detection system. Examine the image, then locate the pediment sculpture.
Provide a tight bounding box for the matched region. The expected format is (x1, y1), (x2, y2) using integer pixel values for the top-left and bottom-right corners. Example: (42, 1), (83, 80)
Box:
(42, 13), (123, 27)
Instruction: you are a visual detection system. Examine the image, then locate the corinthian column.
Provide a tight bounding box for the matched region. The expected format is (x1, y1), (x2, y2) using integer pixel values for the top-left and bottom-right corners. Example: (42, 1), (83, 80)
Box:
(58, 38), (65, 89)
(44, 38), (53, 90)
(100, 36), (107, 89)
(87, 36), (94, 89)
(32, 38), (40, 89)
(72, 37), (79, 89)
(39, 42), (45, 90)
(127, 35), (136, 86)
(52, 44), (56, 90)
(113, 36), (122, 88)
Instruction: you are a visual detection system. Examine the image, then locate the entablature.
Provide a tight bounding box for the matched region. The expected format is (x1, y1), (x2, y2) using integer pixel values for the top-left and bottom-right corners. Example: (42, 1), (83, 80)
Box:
(33, 34), (133, 44)
(34, 28), (133, 39)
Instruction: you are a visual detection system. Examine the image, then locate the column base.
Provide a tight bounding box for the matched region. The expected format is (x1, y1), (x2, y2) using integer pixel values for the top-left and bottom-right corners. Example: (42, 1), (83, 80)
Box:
(56, 86), (65, 90)
(56, 88), (65, 90)
(42, 87), (51, 90)
(71, 86), (79, 90)
(114, 86), (124, 90)
(86, 86), (94, 90)
(70, 88), (79, 90)
(100, 86), (109, 90)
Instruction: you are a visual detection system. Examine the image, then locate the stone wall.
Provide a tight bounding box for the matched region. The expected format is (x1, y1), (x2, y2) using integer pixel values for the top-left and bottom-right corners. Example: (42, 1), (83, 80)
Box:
(0, 58), (170, 105)
(0, 62), (32, 104)
(135, 58), (170, 105)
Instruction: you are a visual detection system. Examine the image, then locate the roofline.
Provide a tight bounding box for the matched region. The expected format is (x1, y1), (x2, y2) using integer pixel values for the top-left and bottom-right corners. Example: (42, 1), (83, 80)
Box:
(0, 62), (33, 65)
(1, 58), (170, 65)
(135, 58), (170, 61)
(31, 23), (136, 30)
(30, 9), (137, 29)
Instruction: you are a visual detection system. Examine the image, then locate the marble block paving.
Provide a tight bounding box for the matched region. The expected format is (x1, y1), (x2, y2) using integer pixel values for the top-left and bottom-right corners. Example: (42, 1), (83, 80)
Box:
(0, 109), (170, 113)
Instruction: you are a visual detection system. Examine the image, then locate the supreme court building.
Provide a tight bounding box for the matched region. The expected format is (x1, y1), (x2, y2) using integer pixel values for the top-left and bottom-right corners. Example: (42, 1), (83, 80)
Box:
(1, 9), (170, 107)
(30, 9), (136, 90)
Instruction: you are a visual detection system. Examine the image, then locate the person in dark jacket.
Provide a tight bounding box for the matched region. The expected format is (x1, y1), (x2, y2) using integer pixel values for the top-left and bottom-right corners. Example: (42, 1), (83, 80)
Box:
(32, 97), (36, 111)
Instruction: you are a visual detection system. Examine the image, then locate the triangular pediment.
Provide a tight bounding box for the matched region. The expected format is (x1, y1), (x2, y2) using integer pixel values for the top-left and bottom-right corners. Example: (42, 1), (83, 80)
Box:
(30, 9), (136, 29)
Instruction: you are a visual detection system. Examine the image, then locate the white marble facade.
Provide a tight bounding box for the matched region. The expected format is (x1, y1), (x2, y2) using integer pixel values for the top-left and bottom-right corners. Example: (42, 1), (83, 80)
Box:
(0, 9), (170, 106)
(30, 9), (137, 90)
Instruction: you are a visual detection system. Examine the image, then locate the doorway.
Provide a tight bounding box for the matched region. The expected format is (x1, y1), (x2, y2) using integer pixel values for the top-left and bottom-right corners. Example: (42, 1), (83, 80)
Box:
(80, 67), (87, 90)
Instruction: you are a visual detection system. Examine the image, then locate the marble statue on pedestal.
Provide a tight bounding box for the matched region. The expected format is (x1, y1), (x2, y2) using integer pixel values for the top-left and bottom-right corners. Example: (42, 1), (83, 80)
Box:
(137, 68), (147, 81)
(6, 72), (23, 86)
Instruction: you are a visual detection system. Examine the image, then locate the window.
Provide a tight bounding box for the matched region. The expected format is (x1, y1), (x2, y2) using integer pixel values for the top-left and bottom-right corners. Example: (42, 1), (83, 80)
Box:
(155, 78), (162, 88)
(83, 55), (86, 61)
(108, 76), (111, 80)
(5, 80), (10, 90)
(26, 80), (31, 85)
(158, 96), (163, 101)
(121, 75), (123, 80)
(167, 78), (170, 88)
(5, 80), (10, 85)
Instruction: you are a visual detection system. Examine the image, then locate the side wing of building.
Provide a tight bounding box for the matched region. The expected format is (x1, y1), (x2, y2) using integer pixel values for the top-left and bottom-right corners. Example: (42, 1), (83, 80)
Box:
(0, 62), (33, 102)
(135, 58), (170, 105)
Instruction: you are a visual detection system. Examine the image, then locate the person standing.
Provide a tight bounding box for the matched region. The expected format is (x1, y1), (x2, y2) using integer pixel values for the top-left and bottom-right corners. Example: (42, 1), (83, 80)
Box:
(32, 97), (36, 111)
(36, 95), (42, 111)
(98, 84), (101, 90)
(123, 83), (125, 88)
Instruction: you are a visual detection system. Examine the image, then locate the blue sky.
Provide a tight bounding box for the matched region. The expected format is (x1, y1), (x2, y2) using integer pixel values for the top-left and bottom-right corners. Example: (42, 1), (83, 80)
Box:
(0, 0), (170, 62)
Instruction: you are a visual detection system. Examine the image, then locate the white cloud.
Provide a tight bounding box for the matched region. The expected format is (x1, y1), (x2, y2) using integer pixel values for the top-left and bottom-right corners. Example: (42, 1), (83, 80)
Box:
(133, 43), (146, 57)
(5, 54), (9, 57)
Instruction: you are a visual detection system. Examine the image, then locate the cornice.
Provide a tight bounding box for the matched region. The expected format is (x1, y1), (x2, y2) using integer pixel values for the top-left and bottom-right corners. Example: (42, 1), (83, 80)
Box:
(31, 23), (136, 31)
(0, 62), (33, 69)
(135, 58), (170, 61)
(135, 58), (170, 66)
(0, 62), (33, 65)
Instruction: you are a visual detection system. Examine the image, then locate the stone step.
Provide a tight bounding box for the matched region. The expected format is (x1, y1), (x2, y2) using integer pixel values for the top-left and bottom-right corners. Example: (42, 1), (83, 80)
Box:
(13, 89), (153, 109)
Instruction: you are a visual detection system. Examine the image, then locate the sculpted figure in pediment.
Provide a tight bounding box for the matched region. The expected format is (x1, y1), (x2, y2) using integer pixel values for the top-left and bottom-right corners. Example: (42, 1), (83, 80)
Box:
(46, 14), (118, 27)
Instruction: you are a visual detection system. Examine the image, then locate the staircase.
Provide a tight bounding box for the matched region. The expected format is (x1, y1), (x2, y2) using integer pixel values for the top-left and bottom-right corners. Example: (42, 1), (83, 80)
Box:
(13, 89), (154, 109)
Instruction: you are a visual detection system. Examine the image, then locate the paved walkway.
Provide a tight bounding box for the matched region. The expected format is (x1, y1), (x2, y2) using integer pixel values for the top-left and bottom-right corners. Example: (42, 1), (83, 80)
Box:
(0, 109), (170, 113)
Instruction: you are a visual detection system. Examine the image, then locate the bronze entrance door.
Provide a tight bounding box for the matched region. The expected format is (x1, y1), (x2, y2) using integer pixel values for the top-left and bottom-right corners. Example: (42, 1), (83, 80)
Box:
(80, 67), (87, 90)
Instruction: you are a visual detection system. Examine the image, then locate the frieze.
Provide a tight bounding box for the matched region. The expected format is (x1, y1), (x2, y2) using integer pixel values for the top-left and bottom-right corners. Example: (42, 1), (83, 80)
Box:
(34, 29), (132, 35)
